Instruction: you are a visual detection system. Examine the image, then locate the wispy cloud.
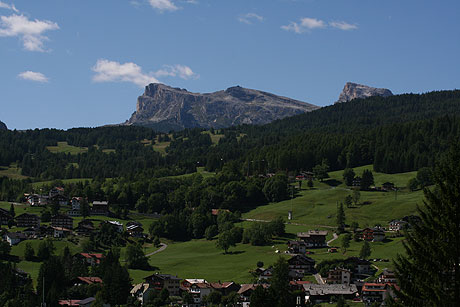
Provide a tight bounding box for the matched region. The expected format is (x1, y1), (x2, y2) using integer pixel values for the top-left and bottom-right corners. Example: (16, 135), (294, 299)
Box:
(330, 21), (358, 31)
(281, 17), (326, 33)
(92, 59), (198, 88)
(0, 1), (18, 13)
(282, 17), (358, 34)
(238, 13), (264, 25)
(148, 0), (178, 12)
(18, 71), (49, 83)
(0, 14), (59, 51)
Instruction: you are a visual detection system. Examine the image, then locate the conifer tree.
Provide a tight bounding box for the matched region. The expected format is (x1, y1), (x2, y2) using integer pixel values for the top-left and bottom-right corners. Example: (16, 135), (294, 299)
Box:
(359, 241), (371, 259)
(336, 203), (346, 233)
(392, 146), (460, 306)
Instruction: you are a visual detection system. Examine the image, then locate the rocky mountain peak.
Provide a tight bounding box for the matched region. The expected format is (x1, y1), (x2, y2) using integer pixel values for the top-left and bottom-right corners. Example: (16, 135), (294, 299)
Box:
(336, 82), (393, 103)
(0, 121), (7, 130)
(126, 84), (319, 132)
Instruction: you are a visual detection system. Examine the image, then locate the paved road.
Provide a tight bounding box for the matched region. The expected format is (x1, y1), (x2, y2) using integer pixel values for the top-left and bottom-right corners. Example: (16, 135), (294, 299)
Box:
(146, 243), (168, 257)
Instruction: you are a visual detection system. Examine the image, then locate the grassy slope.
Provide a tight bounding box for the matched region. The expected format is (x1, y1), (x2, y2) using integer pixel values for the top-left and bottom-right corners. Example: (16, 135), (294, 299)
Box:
(46, 141), (88, 155)
(244, 165), (422, 228)
(0, 163), (29, 180)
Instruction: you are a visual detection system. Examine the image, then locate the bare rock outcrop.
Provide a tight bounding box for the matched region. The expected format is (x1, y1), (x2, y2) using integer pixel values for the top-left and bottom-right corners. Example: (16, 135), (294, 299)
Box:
(336, 82), (393, 103)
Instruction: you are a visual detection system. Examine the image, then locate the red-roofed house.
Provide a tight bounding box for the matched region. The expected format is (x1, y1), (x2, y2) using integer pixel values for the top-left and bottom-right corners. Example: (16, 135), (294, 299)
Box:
(71, 276), (103, 286)
(74, 253), (105, 266)
(362, 282), (397, 304)
(210, 281), (240, 296)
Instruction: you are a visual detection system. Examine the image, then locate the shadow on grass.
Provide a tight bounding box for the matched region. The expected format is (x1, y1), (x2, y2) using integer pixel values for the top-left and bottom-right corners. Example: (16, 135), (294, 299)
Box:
(225, 250), (245, 255)
(324, 179), (342, 187)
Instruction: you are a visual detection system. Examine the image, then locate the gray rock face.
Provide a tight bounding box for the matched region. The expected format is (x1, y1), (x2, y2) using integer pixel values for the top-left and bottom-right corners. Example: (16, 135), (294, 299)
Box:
(0, 121), (7, 130)
(126, 83), (319, 131)
(336, 82), (393, 103)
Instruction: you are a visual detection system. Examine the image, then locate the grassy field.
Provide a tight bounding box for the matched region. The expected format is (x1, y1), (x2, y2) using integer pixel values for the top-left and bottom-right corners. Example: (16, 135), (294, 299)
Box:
(244, 165), (423, 228)
(0, 163), (29, 180)
(31, 178), (92, 188)
(46, 141), (88, 155)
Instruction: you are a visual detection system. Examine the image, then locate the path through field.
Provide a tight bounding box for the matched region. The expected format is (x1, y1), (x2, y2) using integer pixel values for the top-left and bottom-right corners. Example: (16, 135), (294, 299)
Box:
(146, 243), (168, 257)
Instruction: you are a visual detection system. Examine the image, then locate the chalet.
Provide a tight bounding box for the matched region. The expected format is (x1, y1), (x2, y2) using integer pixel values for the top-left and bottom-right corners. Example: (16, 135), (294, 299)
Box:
(389, 220), (408, 231)
(302, 284), (358, 304)
(92, 201), (109, 216)
(26, 194), (48, 206)
(288, 254), (315, 276)
(75, 253), (105, 266)
(51, 214), (73, 230)
(126, 221), (142, 228)
(23, 227), (39, 237)
(344, 257), (372, 276)
(126, 224), (144, 237)
(326, 268), (352, 284)
(378, 269), (397, 284)
(49, 187), (65, 197)
(238, 284), (269, 307)
(71, 276), (103, 286)
(50, 194), (68, 206)
(53, 227), (72, 238)
(289, 280), (311, 291)
(76, 220), (95, 236)
(71, 197), (83, 210)
(131, 283), (154, 305)
(15, 213), (40, 227)
(0, 208), (12, 225)
(255, 267), (273, 281)
(143, 273), (181, 296)
(210, 281), (240, 296)
(361, 227), (385, 242)
(105, 220), (123, 232)
(5, 232), (27, 245)
(188, 283), (214, 306)
(362, 282), (397, 304)
(211, 208), (231, 216)
(297, 230), (328, 248)
(287, 240), (307, 254)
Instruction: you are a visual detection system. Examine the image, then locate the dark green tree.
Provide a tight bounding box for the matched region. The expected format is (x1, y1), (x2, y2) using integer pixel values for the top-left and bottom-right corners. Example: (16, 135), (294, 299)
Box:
(205, 225), (218, 240)
(407, 177), (419, 191)
(343, 168), (355, 186)
(360, 169), (374, 190)
(9, 204), (15, 218)
(216, 229), (236, 254)
(37, 256), (66, 307)
(126, 243), (149, 270)
(312, 160), (329, 182)
(250, 285), (271, 307)
(24, 242), (35, 261)
(80, 199), (90, 218)
(341, 233), (351, 254)
(416, 167), (433, 187)
(392, 148), (460, 306)
(352, 189), (361, 206)
(270, 257), (292, 307)
(359, 241), (371, 259)
(344, 194), (353, 208)
(0, 240), (11, 258)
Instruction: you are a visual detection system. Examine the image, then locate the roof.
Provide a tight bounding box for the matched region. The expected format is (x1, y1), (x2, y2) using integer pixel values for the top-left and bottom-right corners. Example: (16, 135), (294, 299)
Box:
(58, 300), (80, 306)
(78, 297), (95, 305)
(51, 214), (73, 220)
(75, 277), (103, 284)
(237, 284), (269, 294)
(302, 284), (358, 296)
(288, 254), (315, 264)
(131, 283), (151, 294)
(6, 232), (27, 240)
(144, 273), (181, 281)
(209, 281), (236, 289)
(290, 280), (311, 286)
(184, 278), (207, 284)
(92, 201), (108, 205)
(297, 230), (328, 237)
(78, 253), (104, 259)
(52, 227), (72, 232)
(15, 213), (39, 219)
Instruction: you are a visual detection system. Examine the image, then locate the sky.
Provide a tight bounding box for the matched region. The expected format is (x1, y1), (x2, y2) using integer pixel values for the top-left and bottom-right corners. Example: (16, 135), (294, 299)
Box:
(0, 0), (459, 130)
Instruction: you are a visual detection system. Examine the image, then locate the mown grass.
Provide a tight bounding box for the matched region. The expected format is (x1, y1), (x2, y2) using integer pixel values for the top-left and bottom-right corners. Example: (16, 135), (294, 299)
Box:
(31, 178), (93, 188)
(0, 163), (29, 180)
(46, 142), (88, 155)
(243, 165), (423, 228)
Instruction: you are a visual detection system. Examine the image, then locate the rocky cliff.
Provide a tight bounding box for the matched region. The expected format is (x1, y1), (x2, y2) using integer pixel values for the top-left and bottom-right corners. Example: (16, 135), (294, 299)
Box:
(0, 121), (7, 130)
(336, 82), (393, 103)
(126, 83), (319, 131)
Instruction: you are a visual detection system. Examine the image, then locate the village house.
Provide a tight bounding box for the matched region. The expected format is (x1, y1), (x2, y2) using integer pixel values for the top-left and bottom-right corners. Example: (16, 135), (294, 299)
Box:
(58, 297), (95, 307)
(288, 254), (316, 276)
(361, 227), (385, 242)
(50, 194), (68, 206)
(378, 269), (397, 284)
(237, 284), (269, 307)
(344, 257), (373, 277)
(326, 268), (352, 284)
(26, 194), (49, 206)
(105, 220), (123, 232)
(4, 232), (27, 245)
(131, 283), (154, 305)
(297, 230), (328, 248)
(302, 284), (358, 304)
(187, 282), (214, 306)
(210, 281), (240, 296)
(75, 220), (95, 236)
(289, 280), (312, 291)
(287, 240), (307, 254)
(91, 201), (109, 216)
(143, 273), (181, 296)
(15, 213), (40, 227)
(362, 282), (397, 304)
(254, 267), (273, 281)
(74, 253), (105, 266)
(126, 224), (144, 237)
(0, 208), (12, 225)
(53, 226), (72, 238)
(51, 214), (74, 230)
(389, 220), (408, 231)
(49, 187), (65, 198)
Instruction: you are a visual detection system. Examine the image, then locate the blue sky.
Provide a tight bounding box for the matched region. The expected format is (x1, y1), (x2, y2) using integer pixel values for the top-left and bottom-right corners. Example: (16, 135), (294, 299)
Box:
(1, 0), (459, 130)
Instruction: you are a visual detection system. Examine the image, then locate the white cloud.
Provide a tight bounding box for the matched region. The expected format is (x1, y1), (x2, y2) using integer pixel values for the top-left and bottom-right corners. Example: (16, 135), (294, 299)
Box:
(149, 0), (178, 12)
(0, 1), (18, 13)
(238, 13), (264, 25)
(0, 14), (59, 51)
(18, 71), (49, 83)
(154, 64), (198, 80)
(330, 21), (358, 31)
(281, 17), (326, 33)
(92, 59), (198, 88)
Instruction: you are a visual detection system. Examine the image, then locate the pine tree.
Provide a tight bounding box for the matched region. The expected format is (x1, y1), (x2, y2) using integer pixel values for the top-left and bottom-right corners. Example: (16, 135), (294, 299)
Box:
(359, 241), (371, 259)
(9, 203), (15, 218)
(392, 147), (460, 306)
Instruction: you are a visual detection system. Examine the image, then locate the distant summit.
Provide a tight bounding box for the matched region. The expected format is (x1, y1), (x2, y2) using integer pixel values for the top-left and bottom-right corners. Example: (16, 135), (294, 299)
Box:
(126, 83), (319, 132)
(0, 121), (7, 130)
(336, 82), (393, 103)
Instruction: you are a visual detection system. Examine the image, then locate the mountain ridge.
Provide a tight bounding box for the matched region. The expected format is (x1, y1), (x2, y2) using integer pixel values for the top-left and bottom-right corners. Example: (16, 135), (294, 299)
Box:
(126, 83), (319, 131)
(336, 82), (393, 103)
(0, 121), (7, 130)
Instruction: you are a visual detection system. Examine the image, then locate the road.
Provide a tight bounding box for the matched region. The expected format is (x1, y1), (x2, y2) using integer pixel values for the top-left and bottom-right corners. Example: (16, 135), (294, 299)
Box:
(146, 243), (168, 257)
(327, 233), (339, 246)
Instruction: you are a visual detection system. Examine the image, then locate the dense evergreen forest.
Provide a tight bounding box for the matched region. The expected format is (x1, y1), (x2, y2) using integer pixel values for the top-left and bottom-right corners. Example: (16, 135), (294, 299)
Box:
(1, 90), (460, 182)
